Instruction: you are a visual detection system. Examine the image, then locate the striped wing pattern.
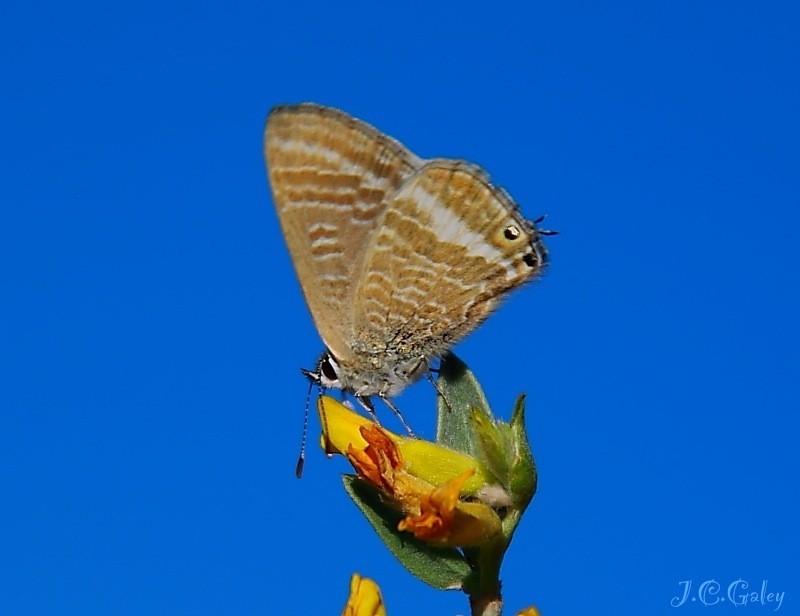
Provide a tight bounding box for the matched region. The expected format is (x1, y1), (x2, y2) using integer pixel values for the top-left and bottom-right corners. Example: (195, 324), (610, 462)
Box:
(353, 161), (546, 361)
(265, 103), (548, 392)
(265, 105), (421, 361)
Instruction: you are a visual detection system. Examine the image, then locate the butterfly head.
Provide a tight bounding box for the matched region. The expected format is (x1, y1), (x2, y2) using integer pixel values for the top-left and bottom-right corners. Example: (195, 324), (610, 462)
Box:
(301, 350), (344, 391)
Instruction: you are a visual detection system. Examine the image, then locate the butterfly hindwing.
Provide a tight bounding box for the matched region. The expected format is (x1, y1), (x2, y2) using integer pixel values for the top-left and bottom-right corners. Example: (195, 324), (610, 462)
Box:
(352, 160), (547, 360)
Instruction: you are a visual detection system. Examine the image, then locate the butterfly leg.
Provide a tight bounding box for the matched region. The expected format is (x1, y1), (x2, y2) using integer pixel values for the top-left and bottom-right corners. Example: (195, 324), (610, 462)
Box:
(378, 393), (417, 438)
(423, 358), (454, 413)
(354, 394), (381, 425)
(339, 390), (360, 411)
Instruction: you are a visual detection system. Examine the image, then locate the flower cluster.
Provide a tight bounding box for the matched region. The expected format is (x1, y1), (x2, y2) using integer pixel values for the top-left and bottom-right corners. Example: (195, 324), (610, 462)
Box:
(320, 397), (502, 547)
(319, 354), (540, 616)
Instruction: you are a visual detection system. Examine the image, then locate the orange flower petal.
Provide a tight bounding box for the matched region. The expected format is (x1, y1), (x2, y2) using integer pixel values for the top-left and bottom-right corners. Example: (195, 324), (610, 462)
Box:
(398, 470), (472, 542)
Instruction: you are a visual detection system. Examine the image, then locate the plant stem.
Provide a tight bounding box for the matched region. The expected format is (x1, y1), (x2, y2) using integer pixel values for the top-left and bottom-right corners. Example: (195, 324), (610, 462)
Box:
(466, 534), (506, 616)
(470, 593), (503, 616)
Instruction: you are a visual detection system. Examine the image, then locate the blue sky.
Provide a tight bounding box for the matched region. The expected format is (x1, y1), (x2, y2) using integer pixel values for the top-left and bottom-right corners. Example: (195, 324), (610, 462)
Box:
(1, 1), (798, 614)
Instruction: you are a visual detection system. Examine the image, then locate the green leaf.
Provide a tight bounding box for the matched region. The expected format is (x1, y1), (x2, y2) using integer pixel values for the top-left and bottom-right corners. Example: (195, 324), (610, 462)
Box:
(508, 394), (537, 510)
(436, 353), (492, 456)
(342, 475), (471, 590)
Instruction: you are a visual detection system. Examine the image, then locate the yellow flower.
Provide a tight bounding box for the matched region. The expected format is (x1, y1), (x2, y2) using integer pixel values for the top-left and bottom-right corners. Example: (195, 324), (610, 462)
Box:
(319, 396), (494, 493)
(342, 573), (386, 616)
(319, 396), (502, 547)
(517, 607), (541, 616)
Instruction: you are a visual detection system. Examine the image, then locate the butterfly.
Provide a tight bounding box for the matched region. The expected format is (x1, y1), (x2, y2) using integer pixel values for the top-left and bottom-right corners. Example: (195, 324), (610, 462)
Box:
(264, 103), (550, 420)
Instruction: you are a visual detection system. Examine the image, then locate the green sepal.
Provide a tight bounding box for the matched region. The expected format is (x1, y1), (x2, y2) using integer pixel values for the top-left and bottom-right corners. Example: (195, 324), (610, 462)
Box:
(342, 475), (471, 590)
(470, 406), (514, 488)
(507, 394), (537, 510)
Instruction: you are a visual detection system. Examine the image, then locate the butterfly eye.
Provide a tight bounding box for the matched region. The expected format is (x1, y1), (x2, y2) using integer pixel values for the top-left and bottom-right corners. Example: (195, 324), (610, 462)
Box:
(504, 225), (521, 240)
(522, 253), (538, 268)
(320, 355), (338, 381)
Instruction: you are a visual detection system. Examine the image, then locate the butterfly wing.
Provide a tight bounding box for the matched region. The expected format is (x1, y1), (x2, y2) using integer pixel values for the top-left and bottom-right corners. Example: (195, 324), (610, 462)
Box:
(265, 104), (422, 360)
(352, 160), (548, 360)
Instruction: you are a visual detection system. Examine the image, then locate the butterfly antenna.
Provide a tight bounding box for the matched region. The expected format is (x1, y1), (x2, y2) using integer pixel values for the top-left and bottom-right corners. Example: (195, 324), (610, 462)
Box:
(295, 378), (314, 478)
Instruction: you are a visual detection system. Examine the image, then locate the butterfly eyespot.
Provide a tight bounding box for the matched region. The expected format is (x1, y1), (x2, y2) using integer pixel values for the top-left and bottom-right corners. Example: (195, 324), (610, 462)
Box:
(504, 225), (520, 240)
(522, 253), (538, 267)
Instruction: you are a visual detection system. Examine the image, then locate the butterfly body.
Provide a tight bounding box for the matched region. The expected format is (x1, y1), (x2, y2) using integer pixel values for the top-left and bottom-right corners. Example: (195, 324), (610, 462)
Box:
(265, 104), (548, 405)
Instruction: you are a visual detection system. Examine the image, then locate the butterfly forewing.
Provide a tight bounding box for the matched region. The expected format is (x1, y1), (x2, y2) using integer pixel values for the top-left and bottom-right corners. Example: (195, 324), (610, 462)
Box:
(352, 160), (547, 361)
(265, 104), (422, 360)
